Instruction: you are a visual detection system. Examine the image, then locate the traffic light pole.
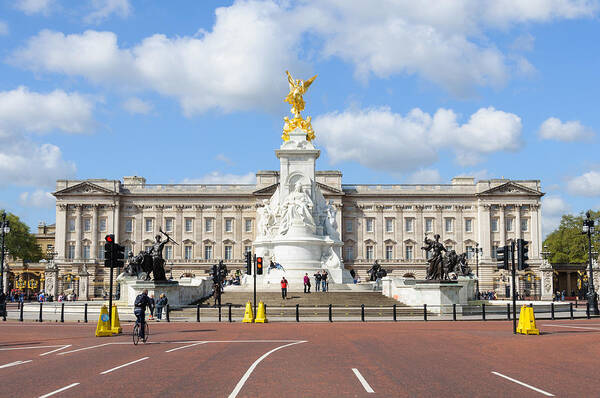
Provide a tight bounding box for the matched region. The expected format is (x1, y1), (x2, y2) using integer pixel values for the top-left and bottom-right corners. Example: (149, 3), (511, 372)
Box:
(108, 264), (114, 325)
(511, 241), (517, 335)
(253, 254), (257, 319)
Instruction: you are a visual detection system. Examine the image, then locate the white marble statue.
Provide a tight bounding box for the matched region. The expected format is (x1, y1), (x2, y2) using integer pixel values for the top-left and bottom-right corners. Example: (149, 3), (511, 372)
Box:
(324, 200), (339, 240)
(257, 199), (276, 238)
(278, 182), (315, 235)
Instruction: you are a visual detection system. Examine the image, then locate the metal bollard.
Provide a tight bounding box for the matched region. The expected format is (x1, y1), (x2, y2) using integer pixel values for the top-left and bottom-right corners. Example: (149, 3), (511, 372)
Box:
(482, 303), (486, 321)
(393, 304), (397, 322)
(507, 303), (511, 320)
(218, 304), (221, 322)
(551, 302), (555, 320)
(424, 304), (427, 321)
(196, 304), (200, 322)
(453, 304), (457, 321)
(38, 302), (43, 323)
(228, 304), (232, 322)
(296, 304), (299, 322)
(361, 304), (365, 322)
(570, 302), (574, 320)
(166, 304), (170, 322)
(328, 304), (332, 322)
(60, 303), (65, 323)
(19, 301), (24, 322)
(586, 302), (590, 319)
(84, 303), (88, 323)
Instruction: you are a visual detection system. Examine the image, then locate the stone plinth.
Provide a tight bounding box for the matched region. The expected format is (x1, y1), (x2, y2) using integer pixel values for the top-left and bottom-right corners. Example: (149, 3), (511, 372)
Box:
(117, 277), (212, 308)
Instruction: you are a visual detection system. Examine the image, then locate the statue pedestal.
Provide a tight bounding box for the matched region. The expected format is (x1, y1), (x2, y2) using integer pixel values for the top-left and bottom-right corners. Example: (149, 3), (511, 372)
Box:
(44, 264), (59, 298)
(117, 277), (212, 308)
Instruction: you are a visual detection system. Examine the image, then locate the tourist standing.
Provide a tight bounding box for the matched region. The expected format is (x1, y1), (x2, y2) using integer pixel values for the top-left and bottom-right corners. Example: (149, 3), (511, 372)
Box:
(156, 293), (168, 321)
(149, 294), (156, 320)
(321, 270), (328, 292)
(303, 273), (311, 293)
(314, 271), (321, 292)
(281, 277), (288, 299)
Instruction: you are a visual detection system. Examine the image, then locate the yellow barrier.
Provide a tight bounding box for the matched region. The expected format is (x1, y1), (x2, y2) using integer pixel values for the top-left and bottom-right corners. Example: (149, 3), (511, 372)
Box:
(242, 301), (254, 323)
(111, 304), (122, 334)
(95, 305), (113, 337)
(255, 301), (268, 323)
(517, 305), (540, 335)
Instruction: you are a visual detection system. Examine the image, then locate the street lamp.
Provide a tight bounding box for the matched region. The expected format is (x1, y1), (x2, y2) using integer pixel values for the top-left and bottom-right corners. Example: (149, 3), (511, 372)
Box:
(582, 211), (599, 315)
(470, 243), (483, 298)
(0, 212), (10, 294)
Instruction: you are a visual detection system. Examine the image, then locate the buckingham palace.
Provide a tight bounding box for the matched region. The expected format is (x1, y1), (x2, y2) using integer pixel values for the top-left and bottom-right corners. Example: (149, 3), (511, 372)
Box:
(52, 173), (544, 299)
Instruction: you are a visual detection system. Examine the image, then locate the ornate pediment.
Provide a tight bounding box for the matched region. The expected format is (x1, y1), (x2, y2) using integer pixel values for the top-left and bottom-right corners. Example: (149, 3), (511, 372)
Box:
(316, 182), (343, 195)
(478, 182), (542, 197)
(54, 182), (116, 196)
(253, 183), (279, 195)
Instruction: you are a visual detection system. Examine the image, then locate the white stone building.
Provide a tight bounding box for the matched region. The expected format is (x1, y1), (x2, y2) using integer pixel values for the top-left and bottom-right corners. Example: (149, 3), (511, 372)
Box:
(52, 174), (544, 298)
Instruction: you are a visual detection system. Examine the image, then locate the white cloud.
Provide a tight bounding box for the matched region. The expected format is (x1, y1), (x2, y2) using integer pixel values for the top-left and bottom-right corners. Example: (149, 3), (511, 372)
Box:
(406, 169), (442, 184)
(19, 189), (55, 208)
(84, 0), (132, 24)
(510, 33), (535, 51)
(0, 21), (8, 36)
(314, 106), (521, 172)
(567, 170), (600, 196)
(11, 1), (598, 110)
(542, 194), (570, 236)
(0, 86), (95, 134)
(14, 0), (54, 15)
(215, 154), (234, 166)
(538, 117), (594, 141)
(183, 171), (256, 184)
(122, 97), (153, 115)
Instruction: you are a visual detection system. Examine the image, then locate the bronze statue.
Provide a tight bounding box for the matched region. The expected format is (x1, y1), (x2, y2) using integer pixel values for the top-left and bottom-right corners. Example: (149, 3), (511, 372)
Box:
(422, 234), (447, 280)
(367, 260), (388, 281)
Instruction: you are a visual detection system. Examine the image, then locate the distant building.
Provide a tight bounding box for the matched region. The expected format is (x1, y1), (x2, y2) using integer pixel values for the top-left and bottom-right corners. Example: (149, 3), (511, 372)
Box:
(52, 174), (545, 299)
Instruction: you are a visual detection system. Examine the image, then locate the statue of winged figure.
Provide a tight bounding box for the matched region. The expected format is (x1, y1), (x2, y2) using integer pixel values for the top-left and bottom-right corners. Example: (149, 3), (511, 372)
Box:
(285, 70), (317, 119)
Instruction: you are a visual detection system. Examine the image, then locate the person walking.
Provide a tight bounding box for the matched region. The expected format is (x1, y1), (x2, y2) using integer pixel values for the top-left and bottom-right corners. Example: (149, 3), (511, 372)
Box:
(281, 277), (288, 299)
(314, 271), (321, 292)
(303, 273), (311, 293)
(321, 270), (328, 292)
(156, 293), (168, 321)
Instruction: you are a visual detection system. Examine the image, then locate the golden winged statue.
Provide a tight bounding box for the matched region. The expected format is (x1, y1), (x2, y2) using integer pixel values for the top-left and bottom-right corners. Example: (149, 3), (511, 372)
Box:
(282, 71), (317, 142)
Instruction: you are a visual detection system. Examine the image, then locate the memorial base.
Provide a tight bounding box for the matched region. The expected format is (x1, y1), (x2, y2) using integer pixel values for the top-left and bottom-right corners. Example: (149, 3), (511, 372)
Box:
(117, 277), (212, 308)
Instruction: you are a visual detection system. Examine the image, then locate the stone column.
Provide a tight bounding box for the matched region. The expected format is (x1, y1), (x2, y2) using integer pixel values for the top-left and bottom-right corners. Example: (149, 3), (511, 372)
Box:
(91, 204), (98, 260)
(235, 205), (244, 259)
(44, 263), (59, 298)
(376, 205), (384, 259)
(479, 203), (491, 260)
(216, 205), (224, 259)
(155, 205), (164, 233)
(56, 204), (68, 260)
(540, 260), (554, 301)
(78, 265), (90, 300)
(456, 205), (464, 253)
(2, 264), (9, 294)
(499, 204), (506, 245)
(175, 205), (184, 259)
(74, 204), (82, 260)
(195, 205), (204, 259)
(515, 204), (522, 241)
(114, 200), (121, 242)
(134, 205), (143, 253)
(435, 205), (443, 240)
(416, 205), (424, 259)
(357, 205), (364, 260)
(531, 204), (541, 258)
(396, 205), (403, 261)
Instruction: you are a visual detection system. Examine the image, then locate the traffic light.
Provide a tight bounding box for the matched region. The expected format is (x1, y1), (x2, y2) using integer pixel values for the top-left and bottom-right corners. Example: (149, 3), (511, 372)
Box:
(245, 251), (252, 275)
(256, 257), (263, 275)
(104, 234), (114, 267)
(496, 245), (509, 270)
(517, 239), (529, 270)
(114, 243), (125, 268)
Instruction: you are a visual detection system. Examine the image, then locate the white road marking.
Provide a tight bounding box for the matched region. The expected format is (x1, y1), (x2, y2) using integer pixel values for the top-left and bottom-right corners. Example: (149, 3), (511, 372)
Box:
(492, 371), (554, 396)
(228, 341), (306, 398)
(100, 357), (149, 375)
(0, 360), (32, 369)
(352, 368), (375, 393)
(40, 345), (72, 356)
(38, 382), (80, 398)
(0, 345), (63, 351)
(541, 324), (600, 331)
(165, 342), (208, 353)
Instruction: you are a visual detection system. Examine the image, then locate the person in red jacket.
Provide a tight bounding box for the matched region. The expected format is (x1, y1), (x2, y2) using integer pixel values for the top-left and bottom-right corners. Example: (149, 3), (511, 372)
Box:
(303, 273), (311, 294)
(281, 277), (288, 299)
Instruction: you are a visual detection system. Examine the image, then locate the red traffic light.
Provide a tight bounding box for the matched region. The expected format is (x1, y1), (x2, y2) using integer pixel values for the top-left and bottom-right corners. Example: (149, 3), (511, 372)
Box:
(105, 234), (114, 243)
(256, 257), (263, 268)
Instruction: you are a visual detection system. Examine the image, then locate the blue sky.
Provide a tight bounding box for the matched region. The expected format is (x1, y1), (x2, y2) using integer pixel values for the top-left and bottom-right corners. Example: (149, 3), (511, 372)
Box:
(1, 0), (599, 237)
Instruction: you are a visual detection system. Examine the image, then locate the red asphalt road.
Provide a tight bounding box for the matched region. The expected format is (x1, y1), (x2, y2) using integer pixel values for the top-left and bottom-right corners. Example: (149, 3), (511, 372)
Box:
(1, 319), (599, 397)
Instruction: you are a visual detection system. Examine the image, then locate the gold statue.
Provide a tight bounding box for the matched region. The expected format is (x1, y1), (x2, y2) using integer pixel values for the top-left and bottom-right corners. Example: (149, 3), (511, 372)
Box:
(282, 71), (317, 142)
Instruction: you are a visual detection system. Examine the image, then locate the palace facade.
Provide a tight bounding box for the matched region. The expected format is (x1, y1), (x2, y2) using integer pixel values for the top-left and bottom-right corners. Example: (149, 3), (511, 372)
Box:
(51, 172), (544, 299)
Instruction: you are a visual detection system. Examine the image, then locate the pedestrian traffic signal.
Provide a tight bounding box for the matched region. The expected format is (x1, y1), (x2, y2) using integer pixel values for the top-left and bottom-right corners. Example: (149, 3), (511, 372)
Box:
(104, 234), (114, 267)
(245, 251), (252, 275)
(256, 257), (263, 275)
(496, 245), (509, 270)
(114, 243), (125, 268)
(517, 239), (529, 270)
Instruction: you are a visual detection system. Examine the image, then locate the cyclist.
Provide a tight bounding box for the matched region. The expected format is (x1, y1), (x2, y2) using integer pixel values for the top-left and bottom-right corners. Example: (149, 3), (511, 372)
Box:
(133, 289), (154, 340)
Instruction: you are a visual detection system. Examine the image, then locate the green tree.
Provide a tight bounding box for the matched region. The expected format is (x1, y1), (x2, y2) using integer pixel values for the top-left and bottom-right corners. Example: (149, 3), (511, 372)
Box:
(543, 210), (600, 264)
(1, 211), (43, 263)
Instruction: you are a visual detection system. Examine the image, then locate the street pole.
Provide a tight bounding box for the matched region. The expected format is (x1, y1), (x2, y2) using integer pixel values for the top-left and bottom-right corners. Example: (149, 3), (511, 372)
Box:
(108, 264), (114, 325)
(475, 243), (480, 299)
(511, 241), (517, 334)
(0, 212), (5, 294)
(253, 254), (257, 319)
(586, 218), (599, 315)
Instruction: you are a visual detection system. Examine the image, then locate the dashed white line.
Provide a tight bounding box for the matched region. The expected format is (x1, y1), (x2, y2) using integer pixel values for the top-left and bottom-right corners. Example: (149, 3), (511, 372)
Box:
(0, 345), (63, 351)
(352, 368), (375, 393)
(492, 371), (554, 396)
(165, 342), (208, 353)
(40, 345), (72, 356)
(0, 360), (32, 369)
(38, 382), (80, 398)
(228, 341), (306, 398)
(100, 357), (149, 375)
(58, 343), (113, 356)
(542, 324), (600, 331)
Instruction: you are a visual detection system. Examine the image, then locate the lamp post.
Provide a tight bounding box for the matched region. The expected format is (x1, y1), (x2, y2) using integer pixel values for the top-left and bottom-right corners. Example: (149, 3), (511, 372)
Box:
(471, 243), (483, 299)
(582, 211), (599, 316)
(0, 212), (10, 294)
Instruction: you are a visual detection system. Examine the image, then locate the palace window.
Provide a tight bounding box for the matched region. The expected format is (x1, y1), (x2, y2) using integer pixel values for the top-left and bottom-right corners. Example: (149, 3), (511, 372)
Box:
(385, 218), (394, 233)
(125, 219), (133, 233)
(444, 205), (452, 210)
(491, 245), (499, 259)
(205, 218), (213, 233)
(345, 246), (354, 261)
(466, 246), (473, 259)
(345, 220), (353, 233)
(491, 218), (499, 232)
(521, 219), (528, 232)
(425, 218), (434, 233)
(245, 219), (252, 233)
(424, 205), (433, 210)
(68, 219), (75, 232)
(445, 218), (453, 233)
(84, 218), (91, 232)
(366, 245), (374, 260)
(366, 218), (374, 233)
(405, 218), (414, 232)
(67, 243), (75, 259)
(98, 244), (105, 259)
(225, 245), (233, 260)
(405, 245), (413, 260)
(225, 218), (233, 233)
(184, 245), (192, 260)
(124, 245), (132, 258)
(165, 246), (173, 260)
(506, 218), (514, 232)
(83, 245), (90, 259)
(145, 218), (153, 233)
(99, 218), (107, 232)
(244, 245), (252, 255)
(185, 218), (193, 233)
(204, 245), (213, 259)
(465, 219), (472, 232)
(165, 218), (174, 233)
(385, 245), (393, 260)
(404, 205), (413, 210)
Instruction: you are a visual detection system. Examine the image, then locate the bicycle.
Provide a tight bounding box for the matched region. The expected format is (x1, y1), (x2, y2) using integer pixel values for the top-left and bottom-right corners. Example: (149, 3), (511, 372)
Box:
(132, 319), (149, 345)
